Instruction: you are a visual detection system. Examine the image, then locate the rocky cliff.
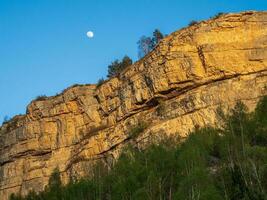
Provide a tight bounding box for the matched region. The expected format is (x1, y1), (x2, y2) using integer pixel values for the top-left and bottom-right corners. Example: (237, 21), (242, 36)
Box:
(0, 11), (267, 199)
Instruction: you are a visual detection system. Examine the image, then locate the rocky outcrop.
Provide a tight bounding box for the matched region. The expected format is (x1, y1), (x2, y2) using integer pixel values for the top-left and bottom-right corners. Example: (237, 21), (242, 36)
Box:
(1, 11), (267, 199)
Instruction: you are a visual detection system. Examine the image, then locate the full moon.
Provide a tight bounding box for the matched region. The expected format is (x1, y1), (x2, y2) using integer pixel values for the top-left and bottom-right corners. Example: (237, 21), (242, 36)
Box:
(86, 31), (94, 38)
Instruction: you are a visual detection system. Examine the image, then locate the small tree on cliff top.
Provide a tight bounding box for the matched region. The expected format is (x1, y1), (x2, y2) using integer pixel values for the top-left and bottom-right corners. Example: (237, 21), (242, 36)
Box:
(107, 55), (133, 78)
(137, 29), (164, 58)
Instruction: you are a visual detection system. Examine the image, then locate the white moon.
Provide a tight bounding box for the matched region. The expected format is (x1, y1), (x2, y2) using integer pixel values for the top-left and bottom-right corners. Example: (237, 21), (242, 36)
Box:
(86, 31), (94, 38)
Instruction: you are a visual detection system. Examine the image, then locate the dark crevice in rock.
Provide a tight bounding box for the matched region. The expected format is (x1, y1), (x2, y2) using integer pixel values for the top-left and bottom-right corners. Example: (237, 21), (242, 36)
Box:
(197, 45), (207, 73)
(0, 159), (13, 167)
(0, 150), (52, 167)
(97, 137), (131, 156)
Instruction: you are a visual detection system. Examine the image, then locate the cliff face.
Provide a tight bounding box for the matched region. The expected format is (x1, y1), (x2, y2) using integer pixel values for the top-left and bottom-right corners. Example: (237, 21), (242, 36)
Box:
(1, 11), (267, 199)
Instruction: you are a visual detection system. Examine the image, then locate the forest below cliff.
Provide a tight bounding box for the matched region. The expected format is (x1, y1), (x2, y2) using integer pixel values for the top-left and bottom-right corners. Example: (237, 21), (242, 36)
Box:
(10, 96), (267, 200)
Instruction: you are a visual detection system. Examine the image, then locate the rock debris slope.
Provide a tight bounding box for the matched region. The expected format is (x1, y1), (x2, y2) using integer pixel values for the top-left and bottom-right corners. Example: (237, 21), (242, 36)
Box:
(0, 11), (267, 199)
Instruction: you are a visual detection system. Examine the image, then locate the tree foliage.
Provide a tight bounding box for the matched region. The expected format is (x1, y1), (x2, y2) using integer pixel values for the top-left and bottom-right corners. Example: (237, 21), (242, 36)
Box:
(107, 55), (132, 78)
(152, 29), (164, 45)
(96, 78), (105, 88)
(137, 29), (164, 58)
(2, 115), (9, 124)
(10, 96), (267, 200)
(137, 36), (153, 59)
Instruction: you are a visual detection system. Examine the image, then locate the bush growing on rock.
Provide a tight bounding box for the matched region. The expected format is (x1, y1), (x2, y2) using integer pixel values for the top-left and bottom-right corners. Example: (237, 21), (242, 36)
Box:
(35, 95), (48, 101)
(212, 12), (225, 19)
(188, 20), (198, 26)
(107, 56), (133, 78)
(2, 115), (9, 124)
(128, 122), (148, 139)
(96, 78), (105, 88)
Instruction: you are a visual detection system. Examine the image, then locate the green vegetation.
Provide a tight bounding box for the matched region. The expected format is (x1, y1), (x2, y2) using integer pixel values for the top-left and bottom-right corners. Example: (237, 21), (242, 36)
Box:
(10, 96), (267, 200)
(152, 29), (164, 46)
(107, 56), (133, 78)
(137, 36), (154, 58)
(96, 78), (105, 88)
(35, 95), (48, 101)
(137, 29), (164, 58)
(188, 20), (198, 26)
(97, 28), (164, 80)
(212, 12), (225, 19)
(2, 115), (9, 124)
(128, 122), (148, 139)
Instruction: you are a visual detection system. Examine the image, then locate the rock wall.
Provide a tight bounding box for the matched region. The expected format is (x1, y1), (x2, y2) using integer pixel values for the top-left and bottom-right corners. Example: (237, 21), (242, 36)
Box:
(0, 11), (267, 199)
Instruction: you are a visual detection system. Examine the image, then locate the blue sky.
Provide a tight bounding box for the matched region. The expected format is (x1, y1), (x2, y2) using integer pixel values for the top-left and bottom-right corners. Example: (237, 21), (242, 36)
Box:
(0, 0), (266, 123)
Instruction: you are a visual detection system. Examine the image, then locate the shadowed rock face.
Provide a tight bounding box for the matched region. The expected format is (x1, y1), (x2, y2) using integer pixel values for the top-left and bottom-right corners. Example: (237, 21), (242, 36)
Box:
(1, 11), (267, 199)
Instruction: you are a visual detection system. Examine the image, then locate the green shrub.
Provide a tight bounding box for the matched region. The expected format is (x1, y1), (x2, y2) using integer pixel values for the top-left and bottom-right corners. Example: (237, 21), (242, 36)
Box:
(96, 78), (105, 88)
(189, 20), (198, 26)
(212, 12), (225, 19)
(128, 122), (148, 139)
(107, 56), (132, 78)
(48, 168), (62, 189)
(2, 115), (9, 124)
(35, 95), (47, 101)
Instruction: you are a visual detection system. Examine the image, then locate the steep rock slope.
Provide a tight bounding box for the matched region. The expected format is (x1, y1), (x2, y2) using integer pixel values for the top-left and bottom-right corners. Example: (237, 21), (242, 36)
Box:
(0, 11), (267, 199)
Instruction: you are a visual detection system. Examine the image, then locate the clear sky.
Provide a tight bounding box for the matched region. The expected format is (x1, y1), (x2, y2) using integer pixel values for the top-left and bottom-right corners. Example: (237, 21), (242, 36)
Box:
(0, 0), (266, 123)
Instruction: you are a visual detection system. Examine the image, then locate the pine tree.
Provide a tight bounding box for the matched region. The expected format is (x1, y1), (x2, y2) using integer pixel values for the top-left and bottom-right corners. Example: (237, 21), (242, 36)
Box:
(152, 29), (164, 46)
